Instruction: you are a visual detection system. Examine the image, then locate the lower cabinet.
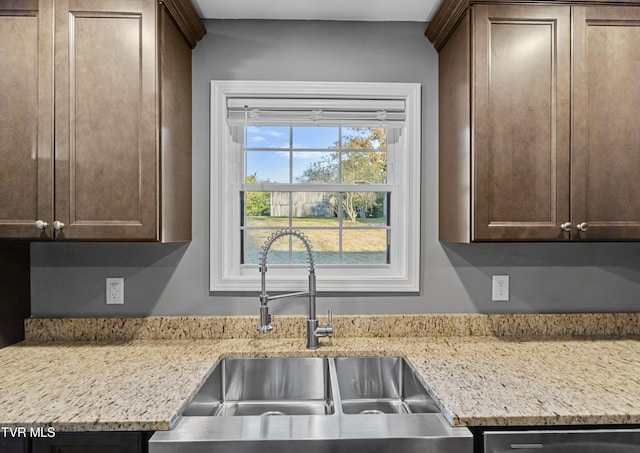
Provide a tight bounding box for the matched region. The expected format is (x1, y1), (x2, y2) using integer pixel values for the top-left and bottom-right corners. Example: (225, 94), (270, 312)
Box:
(0, 436), (28, 453)
(32, 433), (144, 453)
(2, 432), (150, 453)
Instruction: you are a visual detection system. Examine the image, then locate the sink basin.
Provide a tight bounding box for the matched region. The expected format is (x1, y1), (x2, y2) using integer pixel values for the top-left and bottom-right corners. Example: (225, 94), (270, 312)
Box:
(182, 357), (334, 416)
(334, 356), (440, 415)
(150, 356), (473, 453)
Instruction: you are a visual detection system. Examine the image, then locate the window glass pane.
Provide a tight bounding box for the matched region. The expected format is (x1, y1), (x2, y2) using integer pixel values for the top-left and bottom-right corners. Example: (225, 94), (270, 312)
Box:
(268, 192), (291, 220)
(246, 151), (290, 183)
(243, 229), (289, 265)
(293, 152), (338, 183)
(247, 126), (290, 149)
(292, 229), (339, 265)
(290, 192), (339, 227)
(293, 127), (339, 149)
(341, 151), (387, 184)
(292, 217), (340, 228)
(342, 229), (388, 265)
(244, 192), (291, 227)
(244, 191), (272, 223)
(342, 127), (387, 149)
(340, 192), (388, 224)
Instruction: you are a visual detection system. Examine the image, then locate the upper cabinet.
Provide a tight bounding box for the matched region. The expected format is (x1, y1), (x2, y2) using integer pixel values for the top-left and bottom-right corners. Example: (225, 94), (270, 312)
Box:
(427, 0), (640, 242)
(0, 0), (53, 240)
(0, 0), (205, 241)
(572, 6), (640, 240)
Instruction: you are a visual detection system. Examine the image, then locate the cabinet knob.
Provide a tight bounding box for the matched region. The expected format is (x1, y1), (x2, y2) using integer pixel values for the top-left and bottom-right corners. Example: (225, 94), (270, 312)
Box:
(35, 220), (48, 230)
(577, 222), (589, 232)
(560, 222), (572, 232)
(53, 220), (65, 231)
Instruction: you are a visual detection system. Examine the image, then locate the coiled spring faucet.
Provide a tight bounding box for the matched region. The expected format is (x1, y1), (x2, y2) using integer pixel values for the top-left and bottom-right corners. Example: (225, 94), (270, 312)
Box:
(258, 228), (333, 349)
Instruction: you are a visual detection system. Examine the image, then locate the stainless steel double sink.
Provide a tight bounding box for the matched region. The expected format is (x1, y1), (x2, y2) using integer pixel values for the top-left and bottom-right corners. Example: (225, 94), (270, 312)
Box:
(149, 357), (472, 453)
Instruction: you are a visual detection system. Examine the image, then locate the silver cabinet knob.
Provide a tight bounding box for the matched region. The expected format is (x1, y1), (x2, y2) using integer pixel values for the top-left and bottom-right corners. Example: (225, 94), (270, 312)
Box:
(560, 222), (572, 232)
(577, 222), (589, 232)
(35, 220), (48, 230)
(53, 220), (65, 231)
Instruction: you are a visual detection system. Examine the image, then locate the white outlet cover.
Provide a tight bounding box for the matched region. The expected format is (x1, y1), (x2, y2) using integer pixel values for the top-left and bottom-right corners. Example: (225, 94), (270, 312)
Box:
(492, 275), (509, 302)
(106, 277), (124, 304)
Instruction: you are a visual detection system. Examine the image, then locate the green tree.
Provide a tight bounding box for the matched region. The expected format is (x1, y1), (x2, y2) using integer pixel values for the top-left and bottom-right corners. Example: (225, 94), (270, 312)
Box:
(297, 154), (339, 183)
(245, 173), (271, 216)
(297, 128), (387, 222)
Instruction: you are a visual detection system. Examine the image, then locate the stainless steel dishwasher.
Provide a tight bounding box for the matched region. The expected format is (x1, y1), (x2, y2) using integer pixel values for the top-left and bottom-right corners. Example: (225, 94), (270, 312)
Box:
(484, 429), (640, 452)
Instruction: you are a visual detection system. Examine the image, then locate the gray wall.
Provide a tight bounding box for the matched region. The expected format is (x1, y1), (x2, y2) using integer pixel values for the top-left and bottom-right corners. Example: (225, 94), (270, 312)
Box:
(30, 20), (640, 317)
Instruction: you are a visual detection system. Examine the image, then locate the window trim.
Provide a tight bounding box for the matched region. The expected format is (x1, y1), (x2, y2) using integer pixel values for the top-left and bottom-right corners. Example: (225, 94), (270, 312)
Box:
(210, 80), (421, 293)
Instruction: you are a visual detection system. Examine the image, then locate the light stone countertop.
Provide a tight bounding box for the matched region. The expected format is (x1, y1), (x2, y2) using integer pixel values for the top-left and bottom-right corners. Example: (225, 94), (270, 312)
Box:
(2, 325), (640, 431)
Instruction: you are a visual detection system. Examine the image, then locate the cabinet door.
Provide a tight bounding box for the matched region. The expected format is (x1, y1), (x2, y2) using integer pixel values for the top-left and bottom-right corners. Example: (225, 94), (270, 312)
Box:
(54, 0), (157, 240)
(32, 432), (141, 453)
(473, 5), (571, 240)
(0, 0), (53, 239)
(572, 6), (640, 240)
(0, 435), (28, 453)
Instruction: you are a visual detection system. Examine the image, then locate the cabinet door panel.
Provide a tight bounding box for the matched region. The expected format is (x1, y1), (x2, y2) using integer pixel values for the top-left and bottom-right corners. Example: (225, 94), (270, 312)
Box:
(32, 432), (141, 453)
(0, 0), (53, 238)
(473, 5), (570, 240)
(54, 0), (157, 240)
(572, 6), (640, 240)
(0, 434), (28, 453)
(158, 5), (193, 242)
(439, 12), (471, 243)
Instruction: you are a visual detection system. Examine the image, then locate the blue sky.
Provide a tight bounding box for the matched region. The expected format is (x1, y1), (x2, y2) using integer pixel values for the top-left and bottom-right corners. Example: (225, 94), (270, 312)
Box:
(247, 126), (339, 149)
(245, 126), (384, 183)
(246, 126), (339, 182)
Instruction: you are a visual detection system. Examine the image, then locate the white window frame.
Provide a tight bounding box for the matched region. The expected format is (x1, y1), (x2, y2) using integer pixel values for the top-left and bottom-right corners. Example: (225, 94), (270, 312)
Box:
(210, 80), (421, 293)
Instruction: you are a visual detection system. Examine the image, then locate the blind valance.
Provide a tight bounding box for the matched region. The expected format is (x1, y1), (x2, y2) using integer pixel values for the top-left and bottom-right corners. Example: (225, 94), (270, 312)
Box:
(227, 97), (405, 127)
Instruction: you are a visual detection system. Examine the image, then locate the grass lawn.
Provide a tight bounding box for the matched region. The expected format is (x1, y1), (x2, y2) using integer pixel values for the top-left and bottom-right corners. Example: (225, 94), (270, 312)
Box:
(243, 216), (388, 264)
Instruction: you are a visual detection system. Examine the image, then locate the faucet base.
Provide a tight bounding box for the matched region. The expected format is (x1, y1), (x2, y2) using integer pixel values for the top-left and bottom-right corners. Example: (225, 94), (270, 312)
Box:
(257, 305), (273, 333)
(307, 318), (333, 350)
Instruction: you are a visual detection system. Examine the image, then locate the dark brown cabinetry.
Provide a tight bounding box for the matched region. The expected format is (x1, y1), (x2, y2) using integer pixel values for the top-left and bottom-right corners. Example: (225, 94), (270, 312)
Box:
(0, 0), (53, 241)
(0, 242), (30, 348)
(0, 436), (28, 453)
(1, 432), (148, 453)
(427, 0), (640, 242)
(0, 0), (204, 242)
(571, 6), (640, 240)
(32, 432), (144, 453)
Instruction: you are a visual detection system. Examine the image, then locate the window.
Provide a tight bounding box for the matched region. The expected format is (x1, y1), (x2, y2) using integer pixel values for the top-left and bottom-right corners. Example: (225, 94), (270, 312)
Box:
(242, 125), (392, 266)
(210, 81), (421, 292)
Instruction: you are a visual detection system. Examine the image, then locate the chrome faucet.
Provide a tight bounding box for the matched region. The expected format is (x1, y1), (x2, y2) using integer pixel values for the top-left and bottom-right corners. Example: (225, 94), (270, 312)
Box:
(257, 228), (333, 349)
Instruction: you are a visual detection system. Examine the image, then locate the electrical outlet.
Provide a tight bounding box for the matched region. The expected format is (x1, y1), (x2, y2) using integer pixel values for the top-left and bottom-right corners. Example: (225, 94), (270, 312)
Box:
(492, 275), (509, 302)
(106, 277), (124, 304)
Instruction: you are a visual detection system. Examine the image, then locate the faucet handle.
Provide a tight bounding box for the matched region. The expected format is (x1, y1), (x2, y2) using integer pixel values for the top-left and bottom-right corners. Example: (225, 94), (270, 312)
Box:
(315, 310), (334, 339)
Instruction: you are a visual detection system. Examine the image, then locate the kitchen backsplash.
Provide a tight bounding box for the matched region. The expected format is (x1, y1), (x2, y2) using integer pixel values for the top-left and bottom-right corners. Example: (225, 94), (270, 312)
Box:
(25, 313), (640, 342)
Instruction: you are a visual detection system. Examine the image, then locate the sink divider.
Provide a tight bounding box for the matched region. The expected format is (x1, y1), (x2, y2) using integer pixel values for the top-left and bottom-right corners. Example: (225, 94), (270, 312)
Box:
(327, 358), (343, 416)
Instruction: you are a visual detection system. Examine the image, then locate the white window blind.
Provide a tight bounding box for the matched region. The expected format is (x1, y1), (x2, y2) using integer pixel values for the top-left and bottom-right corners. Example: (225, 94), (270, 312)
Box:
(227, 97), (406, 126)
